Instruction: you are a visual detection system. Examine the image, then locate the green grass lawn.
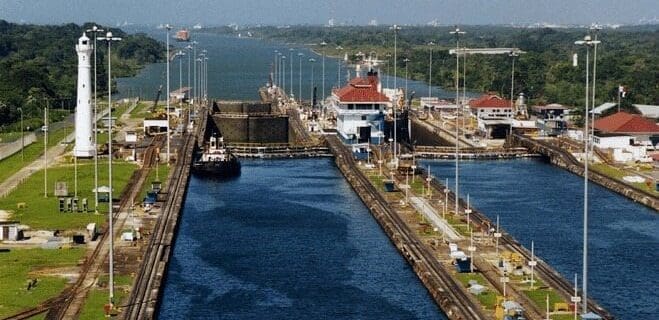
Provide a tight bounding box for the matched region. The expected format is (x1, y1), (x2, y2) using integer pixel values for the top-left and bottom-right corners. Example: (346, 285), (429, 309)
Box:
(137, 162), (169, 202)
(455, 272), (498, 309)
(77, 274), (133, 320)
(591, 163), (657, 194)
(129, 102), (157, 119)
(0, 248), (85, 317)
(524, 288), (566, 313)
(0, 126), (72, 184)
(0, 131), (23, 143)
(0, 161), (137, 230)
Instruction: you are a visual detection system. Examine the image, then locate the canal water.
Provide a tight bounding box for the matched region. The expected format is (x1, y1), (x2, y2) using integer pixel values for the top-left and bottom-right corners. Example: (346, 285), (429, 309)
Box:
(117, 30), (658, 319)
(421, 158), (659, 320)
(116, 31), (466, 101)
(158, 159), (445, 319)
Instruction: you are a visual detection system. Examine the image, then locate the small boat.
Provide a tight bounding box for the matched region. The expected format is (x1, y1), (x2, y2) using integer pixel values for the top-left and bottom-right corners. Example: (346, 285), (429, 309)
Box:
(192, 135), (241, 177)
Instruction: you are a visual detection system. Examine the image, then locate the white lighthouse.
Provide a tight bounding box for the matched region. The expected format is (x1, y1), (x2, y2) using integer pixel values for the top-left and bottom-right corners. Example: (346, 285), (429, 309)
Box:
(74, 32), (95, 157)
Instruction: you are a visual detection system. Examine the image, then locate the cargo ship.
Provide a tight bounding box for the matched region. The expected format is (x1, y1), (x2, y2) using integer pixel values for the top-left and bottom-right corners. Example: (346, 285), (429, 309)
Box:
(192, 135), (241, 177)
(174, 29), (190, 42)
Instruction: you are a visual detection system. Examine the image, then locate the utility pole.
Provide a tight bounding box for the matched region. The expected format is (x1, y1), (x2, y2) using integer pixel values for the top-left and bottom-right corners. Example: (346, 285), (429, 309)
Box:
(450, 26), (465, 218)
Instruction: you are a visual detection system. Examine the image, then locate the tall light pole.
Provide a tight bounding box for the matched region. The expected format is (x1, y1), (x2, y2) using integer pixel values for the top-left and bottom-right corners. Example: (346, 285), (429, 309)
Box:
(320, 41), (327, 103)
(289, 48), (294, 98)
(192, 41), (197, 105)
(274, 50), (279, 88)
(590, 24), (601, 158)
(98, 30), (121, 310)
(428, 41), (434, 97)
(575, 33), (599, 316)
(336, 45), (343, 88)
(309, 58), (316, 107)
(282, 55), (287, 96)
(201, 49), (207, 103)
(175, 50), (185, 111)
(204, 56), (209, 102)
(165, 24), (171, 165)
(450, 26), (465, 217)
(298, 52), (304, 105)
(186, 45), (192, 99)
(17, 107), (23, 161)
(509, 51), (519, 115)
(403, 58), (410, 100)
(86, 25), (103, 210)
(43, 99), (48, 198)
(391, 24), (401, 166)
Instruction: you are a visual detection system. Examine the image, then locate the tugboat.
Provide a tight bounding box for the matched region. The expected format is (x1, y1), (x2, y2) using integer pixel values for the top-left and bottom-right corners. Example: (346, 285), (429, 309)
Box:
(192, 134), (241, 177)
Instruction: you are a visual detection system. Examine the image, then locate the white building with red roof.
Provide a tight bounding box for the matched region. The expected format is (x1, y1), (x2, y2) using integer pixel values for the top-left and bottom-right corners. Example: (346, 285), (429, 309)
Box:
(468, 93), (514, 139)
(327, 70), (391, 146)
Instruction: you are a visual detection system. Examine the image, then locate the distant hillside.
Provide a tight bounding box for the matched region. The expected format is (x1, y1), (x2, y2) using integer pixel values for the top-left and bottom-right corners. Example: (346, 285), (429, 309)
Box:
(0, 20), (165, 130)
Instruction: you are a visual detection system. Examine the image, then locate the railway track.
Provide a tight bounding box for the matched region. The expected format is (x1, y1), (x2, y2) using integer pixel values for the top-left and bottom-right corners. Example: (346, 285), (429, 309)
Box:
(424, 173), (614, 319)
(327, 136), (487, 320)
(123, 130), (195, 319)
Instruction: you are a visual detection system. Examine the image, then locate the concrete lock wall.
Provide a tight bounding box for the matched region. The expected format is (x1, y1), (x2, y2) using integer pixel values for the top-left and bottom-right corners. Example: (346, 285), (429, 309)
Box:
(248, 116), (288, 143)
(212, 115), (288, 143)
(217, 102), (272, 114)
(216, 117), (249, 143)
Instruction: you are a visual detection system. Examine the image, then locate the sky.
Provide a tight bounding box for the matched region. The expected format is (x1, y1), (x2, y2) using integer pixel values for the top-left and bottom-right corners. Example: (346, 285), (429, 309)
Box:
(0, 0), (657, 27)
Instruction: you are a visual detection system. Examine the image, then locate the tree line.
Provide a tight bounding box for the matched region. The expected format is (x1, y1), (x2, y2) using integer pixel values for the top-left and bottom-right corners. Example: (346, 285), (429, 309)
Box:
(0, 20), (165, 131)
(214, 25), (657, 112)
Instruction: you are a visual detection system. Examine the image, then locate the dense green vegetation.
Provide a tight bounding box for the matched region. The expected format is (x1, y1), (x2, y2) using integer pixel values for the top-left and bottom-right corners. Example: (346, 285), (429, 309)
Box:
(216, 25), (658, 110)
(0, 20), (165, 131)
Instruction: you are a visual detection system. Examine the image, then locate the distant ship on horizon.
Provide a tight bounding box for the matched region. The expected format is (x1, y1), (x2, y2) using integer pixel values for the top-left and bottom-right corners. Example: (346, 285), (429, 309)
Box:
(175, 29), (190, 42)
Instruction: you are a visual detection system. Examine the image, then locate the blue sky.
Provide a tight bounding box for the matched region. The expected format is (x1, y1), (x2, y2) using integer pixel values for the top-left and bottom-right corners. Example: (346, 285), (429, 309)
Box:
(1, 0), (657, 26)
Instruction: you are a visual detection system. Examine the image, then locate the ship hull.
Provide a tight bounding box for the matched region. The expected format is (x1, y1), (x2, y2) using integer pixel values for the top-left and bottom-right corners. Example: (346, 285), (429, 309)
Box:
(191, 158), (241, 177)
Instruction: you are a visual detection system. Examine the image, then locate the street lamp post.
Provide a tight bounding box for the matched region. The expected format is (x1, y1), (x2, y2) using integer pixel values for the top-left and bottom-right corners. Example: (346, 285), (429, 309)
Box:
(18, 107), (23, 161)
(43, 100), (48, 198)
(282, 55), (287, 97)
(86, 25), (104, 210)
(274, 50), (279, 88)
(391, 24), (401, 167)
(590, 24), (601, 158)
(289, 48), (294, 99)
(309, 58), (316, 107)
(298, 52), (304, 105)
(320, 41), (327, 104)
(509, 51), (519, 115)
(575, 33), (599, 316)
(336, 45), (343, 87)
(98, 30), (121, 310)
(403, 58), (410, 101)
(450, 26), (465, 221)
(428, 41), (434, 97)
(165, 24), (171, 165)
(192, 41), (197, 104)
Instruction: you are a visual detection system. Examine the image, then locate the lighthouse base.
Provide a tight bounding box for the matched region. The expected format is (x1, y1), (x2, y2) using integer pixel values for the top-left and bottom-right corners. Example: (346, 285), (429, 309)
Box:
(74, 145), (96, 158)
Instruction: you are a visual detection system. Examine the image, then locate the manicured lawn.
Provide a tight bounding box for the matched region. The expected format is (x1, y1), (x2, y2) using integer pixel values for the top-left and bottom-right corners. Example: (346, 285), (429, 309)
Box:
(524, 288), (566, 313)
(137, 162), (169, 202)
(591, 163), (657, 194)
(0, 131), (23, 143)
(0, 248), (85, 317)
(77, 274), (133, 320)
(455, 272), (498, 309)
(0, 126), (72, 183)
(0, 161), (137, 230)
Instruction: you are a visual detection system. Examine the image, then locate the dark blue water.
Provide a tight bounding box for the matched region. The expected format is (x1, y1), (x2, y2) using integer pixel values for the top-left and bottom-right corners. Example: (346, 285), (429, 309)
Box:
(421, 158), (659, 320)
(159, 159), (446, 319)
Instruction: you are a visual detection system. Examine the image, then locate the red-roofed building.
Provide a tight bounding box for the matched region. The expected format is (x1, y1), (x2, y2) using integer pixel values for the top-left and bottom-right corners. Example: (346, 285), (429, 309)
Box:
(594, 112), (659, 135)
(469, 94), (514, 119)
(468, 94), (514, 139)
(328, 70), (391, 145)
(593, 112), (659, 154)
